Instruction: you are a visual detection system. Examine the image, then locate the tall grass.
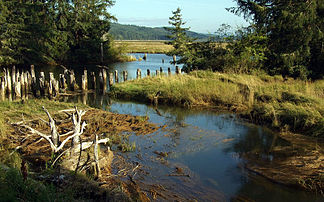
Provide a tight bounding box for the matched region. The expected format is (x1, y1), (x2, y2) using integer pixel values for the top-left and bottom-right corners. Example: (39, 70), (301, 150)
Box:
(110, 70), (324, 137)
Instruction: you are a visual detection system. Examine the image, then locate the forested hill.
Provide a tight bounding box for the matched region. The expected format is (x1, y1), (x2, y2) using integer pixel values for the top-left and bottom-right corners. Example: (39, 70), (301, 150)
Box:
(109, 23), (209, 40)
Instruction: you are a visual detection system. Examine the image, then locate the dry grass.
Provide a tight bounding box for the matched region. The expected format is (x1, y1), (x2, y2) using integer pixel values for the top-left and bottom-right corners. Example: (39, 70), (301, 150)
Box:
(113, 40), (174, 53)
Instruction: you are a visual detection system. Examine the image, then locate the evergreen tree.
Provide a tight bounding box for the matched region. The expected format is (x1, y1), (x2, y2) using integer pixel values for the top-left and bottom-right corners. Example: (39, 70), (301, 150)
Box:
(164, 8), (194, 71)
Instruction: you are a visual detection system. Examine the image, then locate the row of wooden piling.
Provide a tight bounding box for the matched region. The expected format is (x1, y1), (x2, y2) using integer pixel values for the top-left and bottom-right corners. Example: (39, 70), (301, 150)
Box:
(0, 65), (181, 100)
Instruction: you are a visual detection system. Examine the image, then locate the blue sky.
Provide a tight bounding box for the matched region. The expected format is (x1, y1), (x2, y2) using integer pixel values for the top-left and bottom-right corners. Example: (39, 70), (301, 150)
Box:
(109, 0), (248, 33)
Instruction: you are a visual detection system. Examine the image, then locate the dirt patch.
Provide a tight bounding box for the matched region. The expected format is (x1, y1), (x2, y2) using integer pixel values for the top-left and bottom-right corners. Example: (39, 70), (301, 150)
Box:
(244, 133), (324, 195)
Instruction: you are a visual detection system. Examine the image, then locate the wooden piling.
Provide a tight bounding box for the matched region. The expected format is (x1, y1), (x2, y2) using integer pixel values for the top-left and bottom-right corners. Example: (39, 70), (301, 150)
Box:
(39, 72), (45, 96)
(99, 72), (104, 92)
(173, 55), (176, 63)
(24, 72), (28, 93)
(101, 69), (107, 92)
(81, 75), (87, 91)
(69, 71), (76, 91)
(143, 53), (147, 61)
(6, 68), (12, 94)
(59, 74), (67, 92)
(147, 69), (150, 77)
(12, 66), (16, 85)
(0, 77), (5, 100)
(160, 67), (163, 73)
(136, 69), (141, 79)
(176, 66), (181, 75)
(20, 72), (25, 95)
(109, 73), (114, 87)
(168, 67), (171, 76)
(30, 65), (35, 78)
(102, 69), (107, 85)
(83, 69), (88, 88)
(123, 71), (128, 82)
(53, 80), (59, 97)
(90, 72), (96, 90)
(14, 78), (21, 98)
(114, 70), (119, 83)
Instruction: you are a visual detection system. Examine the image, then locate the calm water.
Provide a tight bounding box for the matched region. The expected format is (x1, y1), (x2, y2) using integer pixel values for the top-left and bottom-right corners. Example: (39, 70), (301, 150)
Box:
(65, 97), (322, 201)
(9, 54), (324, 201)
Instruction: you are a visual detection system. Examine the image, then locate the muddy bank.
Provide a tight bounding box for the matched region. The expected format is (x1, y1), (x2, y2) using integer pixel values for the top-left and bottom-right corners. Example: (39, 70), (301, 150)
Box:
(243, 132), (324, 195)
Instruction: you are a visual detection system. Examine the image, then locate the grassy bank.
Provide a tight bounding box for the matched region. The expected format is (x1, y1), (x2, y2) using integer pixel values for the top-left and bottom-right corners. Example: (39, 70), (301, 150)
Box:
(110, 70), (324, 137)
(113, 40), (174, 53)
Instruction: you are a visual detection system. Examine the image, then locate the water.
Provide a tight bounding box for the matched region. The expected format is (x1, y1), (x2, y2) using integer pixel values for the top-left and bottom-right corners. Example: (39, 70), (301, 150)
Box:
(12, 54), (324, 201)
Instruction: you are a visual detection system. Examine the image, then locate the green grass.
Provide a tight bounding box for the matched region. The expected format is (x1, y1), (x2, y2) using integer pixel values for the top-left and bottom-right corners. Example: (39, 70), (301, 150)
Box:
(110, 70), (324, 137)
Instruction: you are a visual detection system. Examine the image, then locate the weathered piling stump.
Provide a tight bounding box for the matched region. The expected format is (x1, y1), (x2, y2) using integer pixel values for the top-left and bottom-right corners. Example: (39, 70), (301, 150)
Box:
(30, 65), (35, 78)
(143, 53), (147, 61)
(102, 69), (107, 85)
(59, 74), (67, 92)
(20, 72), (25, 95)
(123, 71), (128, 82)
(23, 72), (28, 93)
(99, 72), (104, 93)
(0, 77), (5, 100)
(168, 67), (171, 76)
(160, 67), (163, 74)
(53, 79), (59, 97)
(69, 71), (76, 91)
(108, 73), (114, 87)
(136, 69), (141, 79)
(6, 68), (12, 94)
(81, 75), (87, 91)
(101, 69), (107, 92)
(114, 70), (119, 83)
(90, 72), (96, 90)
(39, 72), (46, 96)
(147, 69), (150, 77)
(14, 78), (21, 98)
(176, 66), (181, 75)
(12, 66), (16, 86)
(48, 72), (55, 97)
(173, 55), (176, 63)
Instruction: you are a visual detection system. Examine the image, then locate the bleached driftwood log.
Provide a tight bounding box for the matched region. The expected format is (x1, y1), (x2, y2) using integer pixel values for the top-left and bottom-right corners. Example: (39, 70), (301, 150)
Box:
(18, 106), (87, 153)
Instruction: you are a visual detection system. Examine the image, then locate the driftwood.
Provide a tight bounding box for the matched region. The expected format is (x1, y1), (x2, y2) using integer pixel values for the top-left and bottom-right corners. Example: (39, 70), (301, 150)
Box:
(17, 106), (87, 153)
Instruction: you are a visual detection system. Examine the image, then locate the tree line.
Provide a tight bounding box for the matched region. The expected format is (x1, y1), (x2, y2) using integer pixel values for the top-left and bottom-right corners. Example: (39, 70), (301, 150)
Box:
(109, 23), (209, 41)
(0, 0), (115, 66)
(167, 1), (324, 79)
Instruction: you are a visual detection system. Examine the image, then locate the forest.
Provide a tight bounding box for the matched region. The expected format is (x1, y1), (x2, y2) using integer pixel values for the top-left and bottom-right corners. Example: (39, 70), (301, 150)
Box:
(109, 23), (210, 40)
(0, 0), (115, 65)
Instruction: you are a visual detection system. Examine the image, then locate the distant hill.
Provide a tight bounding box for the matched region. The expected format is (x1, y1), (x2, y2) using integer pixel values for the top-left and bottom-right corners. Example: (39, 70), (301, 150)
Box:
(109, 23), (210, 40)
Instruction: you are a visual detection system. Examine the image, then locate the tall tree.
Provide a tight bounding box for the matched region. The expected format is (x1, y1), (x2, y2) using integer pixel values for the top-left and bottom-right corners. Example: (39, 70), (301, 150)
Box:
(229, 0), (324, 79)
(165, 8), (194, 71)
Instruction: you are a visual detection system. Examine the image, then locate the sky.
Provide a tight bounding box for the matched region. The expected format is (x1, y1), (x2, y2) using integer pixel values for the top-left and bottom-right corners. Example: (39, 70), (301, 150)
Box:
(109, 0), (249, 34)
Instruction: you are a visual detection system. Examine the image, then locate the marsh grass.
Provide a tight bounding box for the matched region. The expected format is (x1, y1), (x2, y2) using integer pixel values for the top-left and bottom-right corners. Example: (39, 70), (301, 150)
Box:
(113, 40), (174, 53)
(110, 70), (324, 137)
